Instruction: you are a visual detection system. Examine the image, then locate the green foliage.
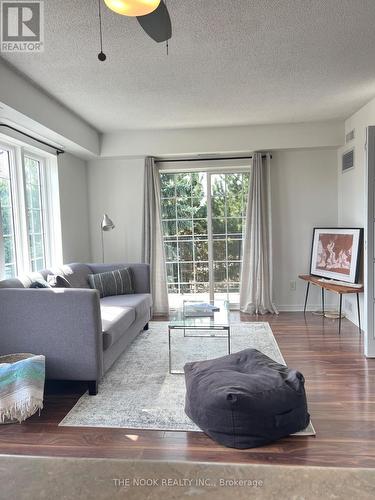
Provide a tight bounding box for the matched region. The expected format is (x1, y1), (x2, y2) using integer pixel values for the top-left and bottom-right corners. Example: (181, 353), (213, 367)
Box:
(161, 172), (248, 226)
(24, 157), (40, 185)
(0, 178), (16, 269)
(161, 171), (250, 292)
(0, 178), (11, 207)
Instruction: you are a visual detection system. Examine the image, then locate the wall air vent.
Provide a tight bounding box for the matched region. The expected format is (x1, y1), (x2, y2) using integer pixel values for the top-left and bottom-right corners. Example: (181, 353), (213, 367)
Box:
(342, 149), (354, 173)
(345, 129), (355, 144)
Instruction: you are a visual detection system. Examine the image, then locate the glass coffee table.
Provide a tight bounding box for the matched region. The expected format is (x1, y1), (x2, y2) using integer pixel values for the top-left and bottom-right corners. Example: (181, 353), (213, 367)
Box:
(168, 301), (231, 374)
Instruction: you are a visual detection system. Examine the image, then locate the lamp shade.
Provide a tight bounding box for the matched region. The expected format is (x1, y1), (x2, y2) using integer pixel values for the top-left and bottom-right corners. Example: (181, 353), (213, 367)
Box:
(104, 0), (161, 17)
(101, 214), (115, 232)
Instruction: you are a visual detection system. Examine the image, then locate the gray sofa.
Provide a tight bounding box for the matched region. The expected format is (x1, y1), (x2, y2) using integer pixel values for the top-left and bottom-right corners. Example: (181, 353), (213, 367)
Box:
(0, 263), (151, 395)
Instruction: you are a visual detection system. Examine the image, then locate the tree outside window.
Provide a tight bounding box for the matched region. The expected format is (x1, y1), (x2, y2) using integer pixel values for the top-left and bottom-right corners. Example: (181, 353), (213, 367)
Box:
(161, 170), (249, 307)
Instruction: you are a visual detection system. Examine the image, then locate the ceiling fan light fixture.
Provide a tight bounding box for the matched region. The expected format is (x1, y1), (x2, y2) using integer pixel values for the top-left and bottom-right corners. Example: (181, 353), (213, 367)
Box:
(104, 0), (161, 17)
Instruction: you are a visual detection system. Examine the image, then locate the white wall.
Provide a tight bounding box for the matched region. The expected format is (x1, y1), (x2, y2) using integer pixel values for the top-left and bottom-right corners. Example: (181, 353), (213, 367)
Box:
(88, 158), (145, 264)
(337, 96), (375, 333)
(338, 107), (370, 228)
(0, 59), (100, 157)
(272, 149), (338, 310)
(101, 121), (343, 158)
(88, 149), (338, 310)
(58, 153), (91, 263)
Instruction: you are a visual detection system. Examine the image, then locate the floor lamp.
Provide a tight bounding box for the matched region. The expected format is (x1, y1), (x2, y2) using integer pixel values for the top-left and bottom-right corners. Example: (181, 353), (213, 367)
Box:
(101, 214), (115, 263)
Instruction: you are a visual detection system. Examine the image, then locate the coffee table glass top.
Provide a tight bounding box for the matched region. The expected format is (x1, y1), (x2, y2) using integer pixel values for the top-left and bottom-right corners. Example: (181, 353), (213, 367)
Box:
(169, 300), (230, 329)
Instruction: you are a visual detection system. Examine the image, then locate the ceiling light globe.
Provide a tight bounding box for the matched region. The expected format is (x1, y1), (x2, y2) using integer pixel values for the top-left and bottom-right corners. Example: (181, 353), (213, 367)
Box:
(104, 0), (161, 17)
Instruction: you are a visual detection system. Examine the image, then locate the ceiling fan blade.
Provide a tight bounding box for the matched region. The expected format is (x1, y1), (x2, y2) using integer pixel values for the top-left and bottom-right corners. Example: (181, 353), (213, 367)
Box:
(137, 0), (172, 43)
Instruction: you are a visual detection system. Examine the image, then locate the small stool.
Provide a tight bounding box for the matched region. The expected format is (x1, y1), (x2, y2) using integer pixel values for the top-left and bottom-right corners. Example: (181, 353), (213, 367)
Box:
(0, 354), (45, 424)
(184, 349), (310, 449)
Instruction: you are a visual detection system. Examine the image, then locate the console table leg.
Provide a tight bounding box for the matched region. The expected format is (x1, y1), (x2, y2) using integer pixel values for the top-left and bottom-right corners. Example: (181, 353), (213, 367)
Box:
(304, 282), (310, 314)
(168, 327), (172, 374)
(338, 294), (343, 335)
(357, 293), (361, 335)
(322, 288), (325, 315)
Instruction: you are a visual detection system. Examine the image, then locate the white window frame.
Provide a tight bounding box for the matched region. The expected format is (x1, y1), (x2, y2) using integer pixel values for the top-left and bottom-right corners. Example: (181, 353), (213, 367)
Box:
(0, 135), (62, 279)
(0, 140), (21, 277)
(22, 150), (49, 271)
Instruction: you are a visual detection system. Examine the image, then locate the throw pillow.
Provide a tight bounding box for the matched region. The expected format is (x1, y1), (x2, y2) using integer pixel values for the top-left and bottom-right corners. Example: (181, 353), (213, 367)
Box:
(30, 279), (51, 289)
(47, 274), (72, 288)
(88, 267), (134, 298)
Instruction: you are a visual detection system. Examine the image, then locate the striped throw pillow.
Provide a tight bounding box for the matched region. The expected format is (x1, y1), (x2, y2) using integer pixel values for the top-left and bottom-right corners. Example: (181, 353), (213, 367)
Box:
(88, 268), (134, 298)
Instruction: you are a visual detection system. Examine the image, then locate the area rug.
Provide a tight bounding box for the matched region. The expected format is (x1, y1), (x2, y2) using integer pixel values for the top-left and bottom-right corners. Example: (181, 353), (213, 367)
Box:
(60, 322), (315, 436)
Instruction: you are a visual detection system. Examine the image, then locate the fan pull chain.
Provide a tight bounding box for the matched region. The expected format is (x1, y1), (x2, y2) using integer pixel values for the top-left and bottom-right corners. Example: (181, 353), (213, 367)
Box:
(165, 0), (169, 55)
(98, 0), (107, 61)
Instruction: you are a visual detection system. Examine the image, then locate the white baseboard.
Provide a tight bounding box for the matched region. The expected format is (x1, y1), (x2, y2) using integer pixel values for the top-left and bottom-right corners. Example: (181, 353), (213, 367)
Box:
(276, 304), (326, 312)
(342, 307), (359, 328)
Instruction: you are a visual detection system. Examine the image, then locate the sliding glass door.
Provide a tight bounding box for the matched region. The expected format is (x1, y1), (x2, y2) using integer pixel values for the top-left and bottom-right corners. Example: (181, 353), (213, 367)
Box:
(161, 169), (249, 308)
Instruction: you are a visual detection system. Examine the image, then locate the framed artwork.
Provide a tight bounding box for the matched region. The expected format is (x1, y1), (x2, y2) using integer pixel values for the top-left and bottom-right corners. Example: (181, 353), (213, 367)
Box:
(310, 228), (363, 283)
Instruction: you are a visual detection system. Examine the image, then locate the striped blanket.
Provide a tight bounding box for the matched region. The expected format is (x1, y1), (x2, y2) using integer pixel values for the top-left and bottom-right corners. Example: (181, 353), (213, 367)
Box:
(0, 354), (45, 423)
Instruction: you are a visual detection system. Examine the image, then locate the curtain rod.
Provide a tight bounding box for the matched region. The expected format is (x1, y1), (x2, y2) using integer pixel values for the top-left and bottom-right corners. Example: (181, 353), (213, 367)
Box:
(155, 154), (272, 163)
(0, 123), (65, 155)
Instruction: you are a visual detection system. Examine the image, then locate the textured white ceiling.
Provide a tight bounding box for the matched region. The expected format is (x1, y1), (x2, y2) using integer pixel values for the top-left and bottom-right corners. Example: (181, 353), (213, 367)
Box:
(2, 0), (375, 132)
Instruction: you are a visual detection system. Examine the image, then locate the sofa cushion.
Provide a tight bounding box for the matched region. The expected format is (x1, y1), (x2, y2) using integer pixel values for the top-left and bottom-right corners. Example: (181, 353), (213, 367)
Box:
(0, 278), (24, 288)
(47, 274), (72, 288)
(50, 263), (92, 289)
(101, 305), (136, 350)
(0, 264), (91, 290)
(100, 293), (152, 320)
(88, 263), (150, 294)
(17, 272), (46, 288)
(88, 268), (134, 298)
(30, 278), (52, 288)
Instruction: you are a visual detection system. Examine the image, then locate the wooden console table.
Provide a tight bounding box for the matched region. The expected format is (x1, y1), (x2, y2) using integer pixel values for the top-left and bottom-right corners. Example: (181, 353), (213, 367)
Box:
(298, 274), (364, 335)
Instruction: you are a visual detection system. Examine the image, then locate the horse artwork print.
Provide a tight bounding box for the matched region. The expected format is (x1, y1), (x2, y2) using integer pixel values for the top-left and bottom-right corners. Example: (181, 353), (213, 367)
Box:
(310, 228), (363, 283)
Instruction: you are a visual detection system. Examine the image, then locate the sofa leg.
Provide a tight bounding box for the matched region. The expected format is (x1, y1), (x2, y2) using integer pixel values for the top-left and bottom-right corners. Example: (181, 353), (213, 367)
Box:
(88, 380), (98, 396)
(144, 323), (149, 331)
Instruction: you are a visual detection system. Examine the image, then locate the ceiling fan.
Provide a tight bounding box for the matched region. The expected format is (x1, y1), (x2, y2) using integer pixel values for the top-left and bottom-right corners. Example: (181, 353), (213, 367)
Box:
(98, 0), (172, 61)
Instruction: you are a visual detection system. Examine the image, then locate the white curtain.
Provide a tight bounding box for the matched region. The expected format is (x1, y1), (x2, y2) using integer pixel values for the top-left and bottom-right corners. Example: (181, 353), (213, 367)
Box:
(142, 157), (169, 315)
(240, 153), (278, 314)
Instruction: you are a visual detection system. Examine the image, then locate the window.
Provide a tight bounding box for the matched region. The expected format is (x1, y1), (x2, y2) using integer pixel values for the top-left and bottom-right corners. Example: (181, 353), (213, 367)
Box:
(0, 148), (17, 278)
(0, 139), (61, 279)
(24, 156), (46, 272)
(160, 169), (250, 307)
(162, 172), (209, 299)
(211, 173), (249, 302)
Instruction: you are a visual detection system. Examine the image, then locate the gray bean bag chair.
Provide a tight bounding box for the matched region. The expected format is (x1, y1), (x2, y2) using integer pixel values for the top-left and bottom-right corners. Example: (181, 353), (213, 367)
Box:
(184, 348), (310, 449)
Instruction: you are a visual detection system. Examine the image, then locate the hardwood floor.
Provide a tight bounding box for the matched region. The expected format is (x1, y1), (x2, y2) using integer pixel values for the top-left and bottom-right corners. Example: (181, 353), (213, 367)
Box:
(1, 312), (374, 468)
